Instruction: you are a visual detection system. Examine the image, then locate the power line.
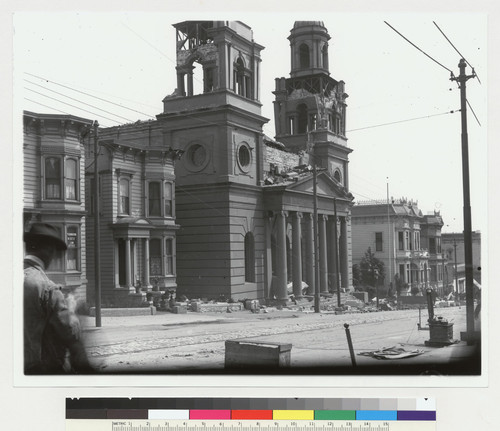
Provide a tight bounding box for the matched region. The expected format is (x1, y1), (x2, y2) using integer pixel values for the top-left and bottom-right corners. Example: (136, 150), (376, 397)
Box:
(24, 98), (111, 128)
(466, 99), (482, 127)
(24, 98), (73, 117)
(25, 88), (124, 125)
(25, 79), (135, 123)
(384, 21), (454, 75)
(433, 21), (481, 84)
(24, 72), (157, 119)
(347, 110), (459, 133)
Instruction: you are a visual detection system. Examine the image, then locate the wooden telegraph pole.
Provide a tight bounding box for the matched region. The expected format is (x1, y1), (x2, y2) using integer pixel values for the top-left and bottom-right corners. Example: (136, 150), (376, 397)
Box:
(451, 59), (476, 344)
(93, 120), (102, 327)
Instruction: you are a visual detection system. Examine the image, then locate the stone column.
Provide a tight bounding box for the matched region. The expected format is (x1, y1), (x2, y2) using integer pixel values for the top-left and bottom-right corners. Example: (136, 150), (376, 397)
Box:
(187, 72), (193, 96)
(292, 212), (303, 298)
(304, 213), (314, 295)
(275, 211), (288, 302)
(144, 238), (152, 290)
(265, 213), (273, 299)
(125, 238), (133, 291)
(114, 241), (120, 288)
(340, 217), (349, 290)
(176, 68), (185, 96)
(328, 216), (339, 293)
(319, 214), (328, 293)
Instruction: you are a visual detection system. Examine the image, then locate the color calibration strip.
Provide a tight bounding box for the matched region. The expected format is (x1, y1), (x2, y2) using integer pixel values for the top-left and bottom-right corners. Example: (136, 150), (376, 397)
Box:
(66, 398), (436, 422)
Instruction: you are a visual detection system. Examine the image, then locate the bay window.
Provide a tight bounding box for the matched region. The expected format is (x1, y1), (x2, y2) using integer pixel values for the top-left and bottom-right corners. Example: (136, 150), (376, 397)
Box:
(165, 238), (173, 275)
(164, 183), (173, 217)
(148, 182), (161, 216)
(45, 157), (62, 199)
(119, 178), (130, 215)
(44, 156), (79, 201)
(149, 238), (162, 276)
(65, 159), (77, 200)
(147, 181), (174, 218)
(149, 237), (174, 276)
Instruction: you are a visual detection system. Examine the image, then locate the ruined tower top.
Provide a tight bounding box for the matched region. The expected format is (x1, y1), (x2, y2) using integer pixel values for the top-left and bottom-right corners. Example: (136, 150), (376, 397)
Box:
(288, 21), (331, 78)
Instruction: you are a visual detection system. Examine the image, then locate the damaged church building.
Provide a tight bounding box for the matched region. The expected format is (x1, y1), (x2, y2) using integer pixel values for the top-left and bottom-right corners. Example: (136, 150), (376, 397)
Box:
(23, 20), (355, 308)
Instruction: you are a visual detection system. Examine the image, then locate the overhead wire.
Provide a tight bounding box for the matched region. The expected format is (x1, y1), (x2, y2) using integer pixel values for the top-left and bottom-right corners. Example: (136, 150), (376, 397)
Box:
(24, 72), (157, 118)
(24, 98), (76, 118)
(347, 110), (459, 133)
(24, 80), (461, 216)
(466, 99), (481, 127)
(431, 21), (483, 127)
(384, 21), (454, 75)
(385, 21), (482, 128)
(25, 79), (135, 123)
(25, 88), (124, 125)
(433, 21), (481, 84)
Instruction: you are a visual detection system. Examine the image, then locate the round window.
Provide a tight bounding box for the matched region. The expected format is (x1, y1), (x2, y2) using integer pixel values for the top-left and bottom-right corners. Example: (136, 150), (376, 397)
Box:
(238, 144), (251, 171)
(188, 144), (207, 167)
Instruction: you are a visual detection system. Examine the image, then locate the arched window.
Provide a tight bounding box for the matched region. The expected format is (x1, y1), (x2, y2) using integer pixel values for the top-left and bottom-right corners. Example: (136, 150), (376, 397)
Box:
(297, 103), (308, 133)
(322, 44), (328, 68)
(299, 43), (310, 68)
(244, 232), (255, 282)
(333, 169), (342, 183)
(234, 57), (252, 98)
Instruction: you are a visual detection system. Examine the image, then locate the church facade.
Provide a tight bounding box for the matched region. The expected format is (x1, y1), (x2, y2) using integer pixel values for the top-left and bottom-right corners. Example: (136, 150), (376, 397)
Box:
(158, 20), (354, 302)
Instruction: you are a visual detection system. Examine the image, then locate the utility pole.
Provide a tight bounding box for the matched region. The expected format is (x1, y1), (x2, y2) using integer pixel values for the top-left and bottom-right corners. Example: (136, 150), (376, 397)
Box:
(451, 58), (475, 344)
(313, 153), (320, 313)
(442, 256), (446, 298)
(93, 120), (102, 327)
(454, 238), (459, 306)
(334, 198), (341, 307)
(386, 179), (392, 296)
(307, 131), (321, 313)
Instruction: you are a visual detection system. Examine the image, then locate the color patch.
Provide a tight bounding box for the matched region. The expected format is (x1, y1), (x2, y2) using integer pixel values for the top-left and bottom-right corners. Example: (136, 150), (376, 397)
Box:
(273, 410), (315, 420)
(398, 410), (436, 421)
(148, 410), (190, 420)
(356, 410), (398, 421)
(190, 410), (231, 420)
(106, 409), (148, 419)
(314, 410), (356, 420)
(231, 410), (274, 420)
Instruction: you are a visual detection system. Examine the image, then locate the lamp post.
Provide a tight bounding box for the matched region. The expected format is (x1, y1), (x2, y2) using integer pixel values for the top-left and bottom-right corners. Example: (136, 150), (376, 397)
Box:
(454, 237), (459, 306)
(374, 268), (379, 310)
(93, 120), (101, 328)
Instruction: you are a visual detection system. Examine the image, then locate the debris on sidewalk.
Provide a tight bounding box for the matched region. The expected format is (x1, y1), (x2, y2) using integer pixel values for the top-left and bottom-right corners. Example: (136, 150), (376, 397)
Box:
(358, 344), (426, 360)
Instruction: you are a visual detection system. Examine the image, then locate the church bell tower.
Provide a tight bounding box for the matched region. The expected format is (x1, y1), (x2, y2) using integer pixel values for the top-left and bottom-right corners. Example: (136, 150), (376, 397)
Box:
(158, 21), (268, 188)
(273, 21), (351, 190)
(157, 21), (269, 300)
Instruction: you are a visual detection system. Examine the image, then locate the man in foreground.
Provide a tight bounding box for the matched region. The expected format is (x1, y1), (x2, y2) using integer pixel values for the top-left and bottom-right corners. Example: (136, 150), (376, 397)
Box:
(24, 223), (92, 374)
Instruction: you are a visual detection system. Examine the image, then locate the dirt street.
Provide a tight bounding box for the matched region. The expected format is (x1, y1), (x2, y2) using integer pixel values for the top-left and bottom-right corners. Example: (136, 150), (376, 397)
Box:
(81, 305), (478, 374)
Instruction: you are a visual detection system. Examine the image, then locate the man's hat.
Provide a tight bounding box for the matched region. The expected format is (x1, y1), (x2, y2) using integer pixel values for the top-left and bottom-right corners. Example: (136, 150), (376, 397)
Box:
(24, 223), (67, 250)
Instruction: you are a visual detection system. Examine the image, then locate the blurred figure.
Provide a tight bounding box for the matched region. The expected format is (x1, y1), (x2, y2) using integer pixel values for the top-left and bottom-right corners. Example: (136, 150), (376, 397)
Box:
(24, 223), (92, 374)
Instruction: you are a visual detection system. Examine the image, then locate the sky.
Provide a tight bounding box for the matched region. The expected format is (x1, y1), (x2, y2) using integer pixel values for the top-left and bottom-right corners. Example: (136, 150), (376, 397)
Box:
(13, 10), (488, 234)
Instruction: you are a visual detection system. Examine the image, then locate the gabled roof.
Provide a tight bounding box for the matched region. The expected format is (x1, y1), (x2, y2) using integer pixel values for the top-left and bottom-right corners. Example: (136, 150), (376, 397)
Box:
(264, 169), (354, 201)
